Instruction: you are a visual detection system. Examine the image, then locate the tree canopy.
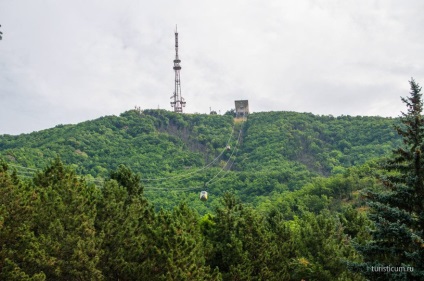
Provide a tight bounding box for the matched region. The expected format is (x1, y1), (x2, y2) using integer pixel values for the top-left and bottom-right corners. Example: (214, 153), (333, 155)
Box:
(1, 81), (420, 280)
(350, 79), (424, 280)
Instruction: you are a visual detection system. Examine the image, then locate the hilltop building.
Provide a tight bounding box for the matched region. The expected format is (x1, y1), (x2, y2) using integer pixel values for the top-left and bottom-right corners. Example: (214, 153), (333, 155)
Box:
(234, 100), (249, 118)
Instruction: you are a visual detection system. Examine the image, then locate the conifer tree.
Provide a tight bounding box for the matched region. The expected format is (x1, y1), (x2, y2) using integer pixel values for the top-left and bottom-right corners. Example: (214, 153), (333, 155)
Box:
(27, 158), (103, 280)
(292, 212), (363, 281)
(352, 79), (424, 280)
(265, 211), (295, 280)
(96, 165), (154, 280)
(0, 162), (46, 280)
(145, 203), (221, 281)
(109, 164), (144, 198)
(205, 193), (272, 281)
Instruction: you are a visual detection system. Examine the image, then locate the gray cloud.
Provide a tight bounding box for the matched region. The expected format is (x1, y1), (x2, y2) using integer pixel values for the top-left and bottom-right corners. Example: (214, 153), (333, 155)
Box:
(0, 0), (423, 134)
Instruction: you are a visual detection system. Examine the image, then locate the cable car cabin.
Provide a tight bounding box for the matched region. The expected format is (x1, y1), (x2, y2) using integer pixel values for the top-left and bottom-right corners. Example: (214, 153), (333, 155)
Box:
(226, 145), (231, 151)
(200, 191), (208, 201)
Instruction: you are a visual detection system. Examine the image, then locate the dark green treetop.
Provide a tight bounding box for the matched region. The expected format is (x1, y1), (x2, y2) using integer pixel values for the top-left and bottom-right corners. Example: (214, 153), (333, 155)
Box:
(351, 79), (424, 280)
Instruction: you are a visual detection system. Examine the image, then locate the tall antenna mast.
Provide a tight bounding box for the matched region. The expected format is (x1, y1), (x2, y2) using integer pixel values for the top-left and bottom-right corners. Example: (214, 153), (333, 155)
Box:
(170, 25), (186, 113)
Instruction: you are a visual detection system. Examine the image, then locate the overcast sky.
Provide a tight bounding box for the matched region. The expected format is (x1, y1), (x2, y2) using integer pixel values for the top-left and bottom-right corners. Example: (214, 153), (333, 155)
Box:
(1, 0), (423, 135)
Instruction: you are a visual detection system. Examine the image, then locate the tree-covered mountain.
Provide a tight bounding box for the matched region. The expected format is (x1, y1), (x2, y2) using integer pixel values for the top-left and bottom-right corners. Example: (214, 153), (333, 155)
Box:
(0, 109), (400, 212)
(0, 110), (400, 175)
(0, 106), (415, 280)
(0, 109), (233, 178)
(238, 111), (400, 175)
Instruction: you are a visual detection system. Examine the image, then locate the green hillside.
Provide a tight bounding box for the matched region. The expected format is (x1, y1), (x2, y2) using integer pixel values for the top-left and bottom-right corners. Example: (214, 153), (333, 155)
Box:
(0, 109), (234, 178)
(3, 78), (424, 280)
(0, 110), (401, 176)
(0, 108), (413, 280)
(239, 111), (399, 174)
(0, 109), (400, 212)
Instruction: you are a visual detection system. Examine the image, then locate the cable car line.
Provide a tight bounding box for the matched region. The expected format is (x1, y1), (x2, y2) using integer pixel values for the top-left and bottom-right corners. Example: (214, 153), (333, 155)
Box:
(140, 124), (236, 182)
(3, 128), (240, 191)
(8, 164), (38, 171)
(144, 127), (243, 192)
(144, 128), (241, 190)
(203, 129), (241, 186)
(143, 148), (239, 193)
(2, 121), (245, 197)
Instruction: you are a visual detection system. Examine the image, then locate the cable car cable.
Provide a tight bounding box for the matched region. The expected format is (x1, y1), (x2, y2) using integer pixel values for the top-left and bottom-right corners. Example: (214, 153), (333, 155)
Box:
(144, 127), (243, 192)
(2, 121), (244, 192)
(140, 124), (236, 182)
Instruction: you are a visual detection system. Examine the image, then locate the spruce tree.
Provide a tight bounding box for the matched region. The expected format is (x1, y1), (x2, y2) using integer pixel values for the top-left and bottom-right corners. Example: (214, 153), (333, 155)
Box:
(352, 79), (424, 280)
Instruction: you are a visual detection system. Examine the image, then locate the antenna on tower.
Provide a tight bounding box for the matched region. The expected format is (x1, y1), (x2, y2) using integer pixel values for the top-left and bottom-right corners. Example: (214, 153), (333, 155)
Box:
(170, 25), (186, 113)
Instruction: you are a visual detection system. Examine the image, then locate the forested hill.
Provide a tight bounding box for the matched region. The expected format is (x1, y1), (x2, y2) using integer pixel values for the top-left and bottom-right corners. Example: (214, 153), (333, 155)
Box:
(0, 109), (400, 175)
(0, 109), (400, 210)
(238, 111), (400, 175)
(0, 109), (406, 280)
(0, 109), (235, 178)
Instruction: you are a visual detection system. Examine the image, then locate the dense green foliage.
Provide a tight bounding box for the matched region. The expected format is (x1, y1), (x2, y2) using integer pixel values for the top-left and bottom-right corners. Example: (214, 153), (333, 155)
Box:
(0, 104), (412, 280)
(350, 79), (424, 280)
(0, 109), (400, 213)
(238, 111), (399, 175)
(1, 159), (370, 280)
(0, 109), (233, 177)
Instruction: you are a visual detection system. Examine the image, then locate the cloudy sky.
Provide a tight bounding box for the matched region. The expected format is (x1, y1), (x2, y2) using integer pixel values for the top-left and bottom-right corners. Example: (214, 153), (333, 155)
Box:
(1, 0), (423, 135)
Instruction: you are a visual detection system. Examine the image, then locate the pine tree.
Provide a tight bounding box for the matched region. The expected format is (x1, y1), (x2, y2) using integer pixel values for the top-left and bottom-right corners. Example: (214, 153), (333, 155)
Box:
(265, 211), (295, 280)
(352, 79), (424, 280)
(109, 164), (144, 198)
(96, 165), (154, 280)
(292, 212), (364, 281)
(145, 203), (221, 281)
(0, 162), (46, 280)
(204, 193), (273, 281)
(27, 158), (103, 280)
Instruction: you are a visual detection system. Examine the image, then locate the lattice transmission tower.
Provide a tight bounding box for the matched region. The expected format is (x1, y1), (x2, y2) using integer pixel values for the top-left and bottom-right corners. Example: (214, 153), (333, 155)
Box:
(170, 25), (186, 112)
